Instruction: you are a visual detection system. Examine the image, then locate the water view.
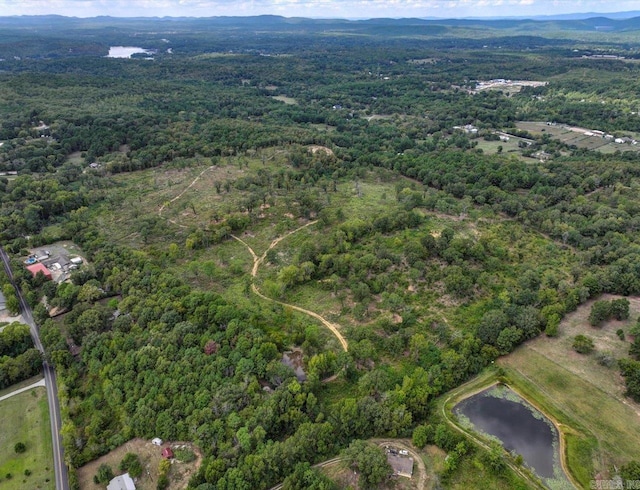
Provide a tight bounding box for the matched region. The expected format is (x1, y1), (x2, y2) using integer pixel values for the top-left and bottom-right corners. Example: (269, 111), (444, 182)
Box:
(106, 46), (152, 58)
(454, 384), (568, 486)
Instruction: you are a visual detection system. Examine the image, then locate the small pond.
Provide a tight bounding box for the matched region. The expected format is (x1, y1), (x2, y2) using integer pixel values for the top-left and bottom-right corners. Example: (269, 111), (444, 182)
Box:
(282, 349), (306, 382)
(106, 46), (152, 59)
(454, 384), (569, 487)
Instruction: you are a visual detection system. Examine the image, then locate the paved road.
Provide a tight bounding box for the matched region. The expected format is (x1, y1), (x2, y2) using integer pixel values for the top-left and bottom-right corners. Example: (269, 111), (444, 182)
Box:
(0, 247), (69, 490)
(0, 377), (46, 402)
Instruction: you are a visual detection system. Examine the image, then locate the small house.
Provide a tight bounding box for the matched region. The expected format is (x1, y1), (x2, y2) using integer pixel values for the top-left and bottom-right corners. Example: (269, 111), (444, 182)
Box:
(387, 454), (414, 478)
(152, 437), (163, 446)
(70, 257), (83, 265)
(107, 473), (136, 490)
(162, 447), (174, 459)
(26, 263), (52, 280)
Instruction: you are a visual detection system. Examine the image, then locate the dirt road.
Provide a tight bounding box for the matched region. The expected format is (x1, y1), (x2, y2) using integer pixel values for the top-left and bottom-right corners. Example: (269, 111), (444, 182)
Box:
(232, 224), (348, 351)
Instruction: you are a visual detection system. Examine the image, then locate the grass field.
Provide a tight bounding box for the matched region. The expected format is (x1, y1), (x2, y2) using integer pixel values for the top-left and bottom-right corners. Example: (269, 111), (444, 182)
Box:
(498, 295), (640, 481)
(0, 387), (54, 490)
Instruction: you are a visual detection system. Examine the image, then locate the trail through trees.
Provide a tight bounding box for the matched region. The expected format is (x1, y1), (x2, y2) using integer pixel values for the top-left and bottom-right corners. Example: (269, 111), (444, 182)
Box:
(233, 225), (349, 351)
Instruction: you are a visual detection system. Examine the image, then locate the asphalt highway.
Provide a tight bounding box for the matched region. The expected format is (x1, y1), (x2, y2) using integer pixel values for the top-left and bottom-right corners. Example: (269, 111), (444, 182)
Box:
(0, 247), (69, 490)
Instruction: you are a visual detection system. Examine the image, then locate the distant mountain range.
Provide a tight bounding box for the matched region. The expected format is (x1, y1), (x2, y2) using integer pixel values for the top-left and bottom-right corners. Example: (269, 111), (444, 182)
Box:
(1, 13), (640, 33)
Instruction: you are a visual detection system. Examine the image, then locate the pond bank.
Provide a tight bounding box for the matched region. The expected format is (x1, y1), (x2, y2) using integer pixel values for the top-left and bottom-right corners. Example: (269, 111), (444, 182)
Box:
(440, 368), (582, 490)
(454, 384), (569, 487)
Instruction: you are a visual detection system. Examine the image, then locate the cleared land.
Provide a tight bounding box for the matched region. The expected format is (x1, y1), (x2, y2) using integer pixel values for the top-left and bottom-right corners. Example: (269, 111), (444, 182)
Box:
(77, 439), (200, 490)
(0, 387), (54, 490)
(499, 295), (640, 479)
(271, 95), (298, 105)
(516, 121), (640, 153)
(319, 440), (441, 490)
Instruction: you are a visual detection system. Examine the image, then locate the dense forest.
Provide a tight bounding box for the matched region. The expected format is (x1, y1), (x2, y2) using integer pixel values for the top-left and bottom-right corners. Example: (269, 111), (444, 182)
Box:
(3, 14), (640, 490)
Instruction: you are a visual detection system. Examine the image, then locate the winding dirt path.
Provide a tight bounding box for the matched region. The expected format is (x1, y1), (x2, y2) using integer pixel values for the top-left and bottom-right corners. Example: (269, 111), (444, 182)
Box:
(232, 224), (349, 351)
(158, 165), (216, 228)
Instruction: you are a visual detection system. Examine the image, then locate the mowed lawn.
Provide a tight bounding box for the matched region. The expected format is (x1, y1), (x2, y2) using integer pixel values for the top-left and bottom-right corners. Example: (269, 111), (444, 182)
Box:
(0, 387), (54, 490)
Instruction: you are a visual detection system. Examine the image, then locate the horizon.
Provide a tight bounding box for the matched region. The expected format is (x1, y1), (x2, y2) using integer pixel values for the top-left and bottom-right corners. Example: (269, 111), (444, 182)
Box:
(2, 1), (640, 21)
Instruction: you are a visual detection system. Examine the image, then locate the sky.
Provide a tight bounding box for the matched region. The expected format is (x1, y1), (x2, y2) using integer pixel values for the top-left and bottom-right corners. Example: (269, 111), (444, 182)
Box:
(1, 0), (639, 19)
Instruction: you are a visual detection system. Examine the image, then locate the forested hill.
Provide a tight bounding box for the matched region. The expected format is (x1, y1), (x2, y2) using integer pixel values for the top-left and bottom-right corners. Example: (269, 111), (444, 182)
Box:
(1, 13), (640, 33)
(2, 13), (640, 61)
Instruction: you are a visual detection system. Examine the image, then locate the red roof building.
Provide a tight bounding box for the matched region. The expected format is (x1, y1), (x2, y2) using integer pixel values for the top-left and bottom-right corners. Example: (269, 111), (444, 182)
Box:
(161, 447), (174, 459)
(26, 263), (52, 280)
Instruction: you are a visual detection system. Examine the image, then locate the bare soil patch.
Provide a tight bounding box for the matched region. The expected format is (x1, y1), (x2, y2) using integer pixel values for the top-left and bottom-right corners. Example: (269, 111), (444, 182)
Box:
(77, 439), (201, 490)
(307, 145), (335, 156)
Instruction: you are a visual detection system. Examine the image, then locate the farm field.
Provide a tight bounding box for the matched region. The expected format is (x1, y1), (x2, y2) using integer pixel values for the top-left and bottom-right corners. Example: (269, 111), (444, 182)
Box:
(0, 387), (54, 490)
(515, 121), (640, 153)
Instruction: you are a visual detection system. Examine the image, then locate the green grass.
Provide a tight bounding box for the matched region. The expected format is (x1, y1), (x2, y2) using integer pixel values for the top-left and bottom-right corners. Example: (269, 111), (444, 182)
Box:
(475, 138), (523, 156)
(565, 434), (597, 487)
(500, 346), (640, 483)
(0, 387), (54, 490)
(446, 453), (530, 490)
(0, 375), (43, 398)
(440, 367), (590, 489)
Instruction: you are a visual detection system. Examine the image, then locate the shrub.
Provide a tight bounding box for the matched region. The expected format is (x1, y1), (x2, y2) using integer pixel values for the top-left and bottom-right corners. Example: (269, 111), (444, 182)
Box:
(174, 448), (196, 463)
(611, 298), (630, 321)
(545, 314), (560, 337)
(412, 424), (433, 449)
(595, 351), (616, 368)
(589, 300), (611, 327)
(14, 442), (26, 453)
(573, 335), (594, 354)
(119, 452), (143, 478)
(95, 464), (114, 485)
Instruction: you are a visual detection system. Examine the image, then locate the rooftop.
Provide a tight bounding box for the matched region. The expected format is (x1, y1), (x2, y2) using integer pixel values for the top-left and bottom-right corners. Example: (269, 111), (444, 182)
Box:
(107, 473), (136, 490)
(26, 262), (52, 279)
(387, 454), (414, 478)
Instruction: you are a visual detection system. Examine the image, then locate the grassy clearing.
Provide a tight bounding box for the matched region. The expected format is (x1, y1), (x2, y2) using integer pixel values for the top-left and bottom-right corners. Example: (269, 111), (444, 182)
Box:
(475, 138), (523, 156)
(500, 331), (640, 481)
(76, 439), (200, 490)
(0, 374), (43, 398)
(445, 455), (527, 490)
(526, 294), (640, 400)
(318, 443), (443, 490)
(271, 95), (298, 105)
(0, 387), (54, 490)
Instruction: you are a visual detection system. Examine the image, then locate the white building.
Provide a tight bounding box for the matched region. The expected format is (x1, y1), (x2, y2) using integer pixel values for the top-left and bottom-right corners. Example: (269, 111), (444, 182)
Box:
(107, 473), (136, 490)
